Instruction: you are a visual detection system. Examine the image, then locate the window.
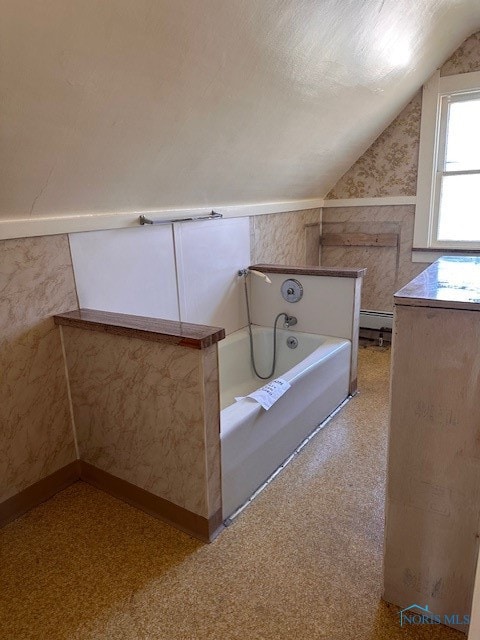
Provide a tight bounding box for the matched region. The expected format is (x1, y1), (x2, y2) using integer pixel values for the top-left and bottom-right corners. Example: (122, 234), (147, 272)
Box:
(414, 70), (480, 250)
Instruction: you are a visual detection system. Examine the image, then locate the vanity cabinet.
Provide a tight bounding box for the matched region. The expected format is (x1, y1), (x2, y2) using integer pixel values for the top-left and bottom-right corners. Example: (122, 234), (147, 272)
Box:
(384, 257), (480, 633)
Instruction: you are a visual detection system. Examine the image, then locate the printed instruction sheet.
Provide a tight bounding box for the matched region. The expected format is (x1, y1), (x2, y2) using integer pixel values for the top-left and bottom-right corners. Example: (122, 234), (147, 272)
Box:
(235, 378), (291, 410)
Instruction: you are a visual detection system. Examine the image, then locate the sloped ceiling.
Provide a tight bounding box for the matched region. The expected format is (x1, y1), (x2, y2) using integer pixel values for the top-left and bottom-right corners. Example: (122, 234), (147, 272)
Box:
(2, 0), (480, 220)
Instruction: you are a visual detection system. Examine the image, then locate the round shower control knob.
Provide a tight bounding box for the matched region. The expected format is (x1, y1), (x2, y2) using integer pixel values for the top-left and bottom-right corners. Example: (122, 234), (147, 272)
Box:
(281, 279), (303, 303)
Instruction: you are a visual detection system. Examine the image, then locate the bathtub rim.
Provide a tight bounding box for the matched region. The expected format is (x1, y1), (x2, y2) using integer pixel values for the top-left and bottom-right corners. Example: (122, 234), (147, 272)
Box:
(219, 330), (351, 433)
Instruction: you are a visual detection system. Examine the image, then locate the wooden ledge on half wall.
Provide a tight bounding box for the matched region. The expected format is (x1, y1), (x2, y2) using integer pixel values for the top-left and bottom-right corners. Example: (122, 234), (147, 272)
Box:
(249, 263), (366, 279)
(54, 308), (226, 349)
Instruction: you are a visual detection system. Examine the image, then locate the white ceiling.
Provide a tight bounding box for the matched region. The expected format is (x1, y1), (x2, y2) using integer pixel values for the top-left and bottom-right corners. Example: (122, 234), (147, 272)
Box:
(1, 0), (480, 220)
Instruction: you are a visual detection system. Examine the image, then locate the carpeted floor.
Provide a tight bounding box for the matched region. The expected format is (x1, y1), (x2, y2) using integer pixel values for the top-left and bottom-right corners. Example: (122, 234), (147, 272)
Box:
(0, 346), (464, 639)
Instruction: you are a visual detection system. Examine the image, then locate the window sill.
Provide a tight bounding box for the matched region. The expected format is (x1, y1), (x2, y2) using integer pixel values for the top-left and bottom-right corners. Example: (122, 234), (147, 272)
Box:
(412, 248), (480, 262)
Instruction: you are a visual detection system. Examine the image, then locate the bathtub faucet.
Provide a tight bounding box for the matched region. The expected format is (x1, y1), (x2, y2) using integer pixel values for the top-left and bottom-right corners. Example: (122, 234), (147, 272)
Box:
(283, 314), (297, 329)
(238, 268), (272, 284)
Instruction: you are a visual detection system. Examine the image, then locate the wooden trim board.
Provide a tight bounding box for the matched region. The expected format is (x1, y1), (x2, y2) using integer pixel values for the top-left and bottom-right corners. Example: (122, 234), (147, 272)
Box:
(55, 308), (225, 349)
(0, 461), (81, 528)
(0, 461), (223, 542)
(321, 232), (398, 248)
(250, 263), (366, 278)
(79, 462), (223, 542)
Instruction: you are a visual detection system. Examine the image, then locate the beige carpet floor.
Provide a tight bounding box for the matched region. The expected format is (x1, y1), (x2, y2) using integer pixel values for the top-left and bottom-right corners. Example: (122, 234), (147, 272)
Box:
(0, 346), (464, 639)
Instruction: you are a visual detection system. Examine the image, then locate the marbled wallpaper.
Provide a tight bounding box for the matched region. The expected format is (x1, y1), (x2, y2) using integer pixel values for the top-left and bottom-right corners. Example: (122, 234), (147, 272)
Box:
(251, 208), (321, 266)
(62, 327), (221, 518)
(322, 206), (428, 311)
(0, 235), (78, 503)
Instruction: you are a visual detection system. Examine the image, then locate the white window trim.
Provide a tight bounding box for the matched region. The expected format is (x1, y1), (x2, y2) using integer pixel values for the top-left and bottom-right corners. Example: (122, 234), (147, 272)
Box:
(414, 69), (480, 250)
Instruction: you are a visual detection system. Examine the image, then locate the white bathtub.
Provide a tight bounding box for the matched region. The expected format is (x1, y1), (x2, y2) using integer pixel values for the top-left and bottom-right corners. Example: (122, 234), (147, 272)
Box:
(219, 326), (351, 519)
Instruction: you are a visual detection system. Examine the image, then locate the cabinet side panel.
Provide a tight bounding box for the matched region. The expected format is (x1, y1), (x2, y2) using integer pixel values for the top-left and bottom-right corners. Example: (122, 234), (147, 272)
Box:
(384, 304), (480, 626)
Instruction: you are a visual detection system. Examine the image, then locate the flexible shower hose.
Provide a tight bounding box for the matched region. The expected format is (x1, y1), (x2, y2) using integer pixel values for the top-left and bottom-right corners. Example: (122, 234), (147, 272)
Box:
(243, 275), (287, 380)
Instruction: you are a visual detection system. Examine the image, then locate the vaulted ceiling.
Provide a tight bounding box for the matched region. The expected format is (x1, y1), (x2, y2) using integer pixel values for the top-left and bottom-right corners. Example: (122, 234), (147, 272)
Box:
(2, 0), (480, 219)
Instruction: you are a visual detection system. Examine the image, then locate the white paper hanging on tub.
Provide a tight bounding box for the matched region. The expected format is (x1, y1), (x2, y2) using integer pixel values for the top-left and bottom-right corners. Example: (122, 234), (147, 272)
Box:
(235, 378), (291, 411)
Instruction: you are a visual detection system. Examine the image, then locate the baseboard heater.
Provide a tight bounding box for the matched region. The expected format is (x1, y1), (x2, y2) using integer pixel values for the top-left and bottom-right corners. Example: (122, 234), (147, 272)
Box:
(359, 310), (393, 345)
(359, 310), (393, 330)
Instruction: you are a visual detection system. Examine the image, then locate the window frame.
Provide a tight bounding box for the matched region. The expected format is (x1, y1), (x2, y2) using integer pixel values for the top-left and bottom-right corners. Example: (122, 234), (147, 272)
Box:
(414, 69), (480, 250)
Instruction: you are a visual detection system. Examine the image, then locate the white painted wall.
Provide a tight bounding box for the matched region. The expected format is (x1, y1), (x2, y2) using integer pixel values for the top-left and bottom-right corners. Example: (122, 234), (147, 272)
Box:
(69, 217), (251, 332)
(1, 1), (480, 232)
(174, 217), (251, 333)
(249, 273), (356, 341)
(69, 226), (179, 320)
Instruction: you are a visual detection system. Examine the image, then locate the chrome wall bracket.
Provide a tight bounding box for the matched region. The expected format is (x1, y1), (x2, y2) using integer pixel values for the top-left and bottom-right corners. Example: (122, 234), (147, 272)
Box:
(139, 211), (222, 225)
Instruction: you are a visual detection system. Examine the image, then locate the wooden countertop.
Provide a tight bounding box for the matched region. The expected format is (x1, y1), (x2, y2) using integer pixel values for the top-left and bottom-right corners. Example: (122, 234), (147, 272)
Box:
(395, 256), (480, 311)
(250, 264), (366, 278)
(54, 309), (226, 349)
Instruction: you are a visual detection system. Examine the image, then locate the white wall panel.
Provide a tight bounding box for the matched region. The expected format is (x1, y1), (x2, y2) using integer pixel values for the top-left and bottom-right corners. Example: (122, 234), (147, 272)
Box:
(69, 226), (179, 320)
(174, 218), (251, 333)
(250, 273), (355, 340)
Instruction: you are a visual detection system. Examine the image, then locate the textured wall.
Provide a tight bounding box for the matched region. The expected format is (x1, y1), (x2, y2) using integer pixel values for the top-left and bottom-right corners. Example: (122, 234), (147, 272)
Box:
(62, 327), (220, 518)
(0, 235), (78, 503)
(251, 209), (321, 266)
(327, 94), (422, 200)
(0, 205), (317, 508)
(322, 206), (426, 311)
(1, 1), (480, 225)
(441, 31), (480, 76)
(328, 30), (480, 201)
(323, 31), (480, 311)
